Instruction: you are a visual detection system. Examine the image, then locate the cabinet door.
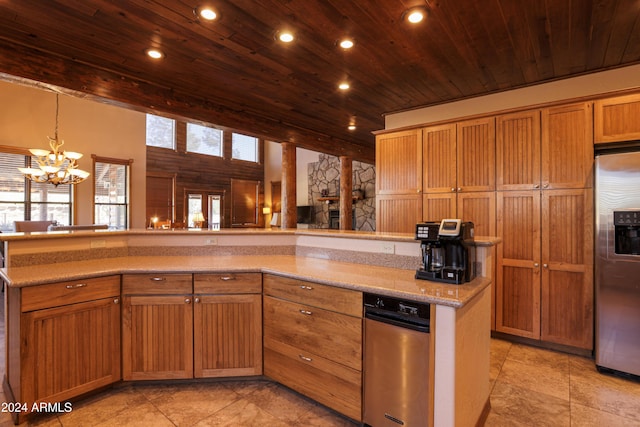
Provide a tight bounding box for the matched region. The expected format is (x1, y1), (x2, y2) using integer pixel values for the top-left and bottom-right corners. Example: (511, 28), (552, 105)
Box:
(422, 193), (456, 222)
(376, 193), (422, 233)
(21, 297), (121, 405)
(541, 189), (594, 349)
(194, 294), (262, 378)
(542, 102), (594, 189)
(496, 110), (541, 191)
(376, 129), (422, 195)
(496, 191), (541, 339)
(457, 191), (496, 237)
(457, 117), (496, 192)
(122, 295), (193, 380)
(594, 93), (640, 143)
(423, 123), (456, 193)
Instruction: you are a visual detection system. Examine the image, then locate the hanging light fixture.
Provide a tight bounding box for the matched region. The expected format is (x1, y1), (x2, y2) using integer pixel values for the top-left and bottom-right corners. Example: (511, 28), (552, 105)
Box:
(18, 94), (90, 186)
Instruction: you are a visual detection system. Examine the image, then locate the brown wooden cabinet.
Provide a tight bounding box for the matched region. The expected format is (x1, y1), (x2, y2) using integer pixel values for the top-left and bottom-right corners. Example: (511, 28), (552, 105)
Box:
(122, 272), (263, 381)
(375, 129), (423, 233)
(495, 103), (594, 350)
(122, 274), (194, 380)
(262, 274), (363, 421)
(193, 273), (262, 378)
(422, 119), (496, 237)
(594, 93), (640, 144)
(5, 276), (121, 423)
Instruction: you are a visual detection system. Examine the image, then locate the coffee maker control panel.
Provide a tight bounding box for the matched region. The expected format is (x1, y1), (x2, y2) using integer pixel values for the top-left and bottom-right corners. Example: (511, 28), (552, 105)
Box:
(438, 219), (462, 237)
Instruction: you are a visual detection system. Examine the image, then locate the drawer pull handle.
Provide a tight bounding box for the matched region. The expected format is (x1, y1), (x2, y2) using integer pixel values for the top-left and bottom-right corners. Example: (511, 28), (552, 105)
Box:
(220, 276), (236, 281)
(299, 355), (313, 363)
(299, 309), (312, 316)
(65, 283), (87, 289)
(299, 285), (313, 290)
(150, 277), (166, 282)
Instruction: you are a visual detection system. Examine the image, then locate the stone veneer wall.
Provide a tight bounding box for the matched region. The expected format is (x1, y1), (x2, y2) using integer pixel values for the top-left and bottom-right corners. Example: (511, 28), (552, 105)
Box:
(307, 154), (376, 231)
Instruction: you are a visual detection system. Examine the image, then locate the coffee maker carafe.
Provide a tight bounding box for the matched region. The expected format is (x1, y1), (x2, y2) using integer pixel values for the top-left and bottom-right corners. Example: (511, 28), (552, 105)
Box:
(415, 219), (476, 284)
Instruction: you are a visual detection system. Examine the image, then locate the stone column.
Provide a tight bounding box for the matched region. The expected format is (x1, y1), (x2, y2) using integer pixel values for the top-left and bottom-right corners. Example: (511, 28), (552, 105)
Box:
(281, 142), (297, 229)
(339, 156), (353, 230)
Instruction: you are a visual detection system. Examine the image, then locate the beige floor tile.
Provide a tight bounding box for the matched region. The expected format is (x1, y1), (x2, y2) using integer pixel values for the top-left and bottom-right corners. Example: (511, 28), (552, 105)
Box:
(570, 402), (640, 426)
(490, 338), (512, 383)
(506, 343), (570, 372)
(242, 383), (319, 424)
(488, 380), (570, 427)
(497, 357), (571, 401)
(296, 403), (359, 426)
(90, 401), (174, 427)
(192, 398), (290, 427)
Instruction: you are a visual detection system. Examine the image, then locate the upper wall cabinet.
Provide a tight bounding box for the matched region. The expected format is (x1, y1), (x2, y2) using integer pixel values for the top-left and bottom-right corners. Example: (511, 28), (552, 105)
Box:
(376, 129), (423, 195)
(595, 94), (640, 144)
(456, 117), (496, 192)
(496, 110), (541, 191)
(542, 102), (594, 189)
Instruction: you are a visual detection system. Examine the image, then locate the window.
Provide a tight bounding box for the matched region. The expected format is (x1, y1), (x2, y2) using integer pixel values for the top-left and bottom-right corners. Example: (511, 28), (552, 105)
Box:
(146, 114), (176, 149)
(0, 148), (72, 232)
(186, 123), (223, 157)
(232, 133), (259, 162)
(93, 156), (131, 230)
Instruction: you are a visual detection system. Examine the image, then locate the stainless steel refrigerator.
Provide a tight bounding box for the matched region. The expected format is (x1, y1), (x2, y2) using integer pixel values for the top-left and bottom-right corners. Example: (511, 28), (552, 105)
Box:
(595, 148), (640, 377)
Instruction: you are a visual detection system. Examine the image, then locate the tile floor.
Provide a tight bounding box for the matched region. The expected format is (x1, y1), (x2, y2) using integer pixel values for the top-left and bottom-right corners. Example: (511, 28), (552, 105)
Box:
(0, 301), (639, 425)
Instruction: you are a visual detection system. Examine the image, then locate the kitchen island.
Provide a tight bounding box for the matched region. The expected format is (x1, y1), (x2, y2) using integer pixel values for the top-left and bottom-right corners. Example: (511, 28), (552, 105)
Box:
(0, 229), (496, 426)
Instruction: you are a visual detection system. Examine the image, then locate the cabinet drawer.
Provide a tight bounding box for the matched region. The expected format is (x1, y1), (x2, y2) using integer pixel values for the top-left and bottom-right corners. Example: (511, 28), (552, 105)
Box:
(122, 273), (192, 295)
(194, 273), (261, 294)
(263, 296), (361, 370)
(264, 338), (361, 421)
(21, 275), (120, 312)
(263, 274), (362, 317)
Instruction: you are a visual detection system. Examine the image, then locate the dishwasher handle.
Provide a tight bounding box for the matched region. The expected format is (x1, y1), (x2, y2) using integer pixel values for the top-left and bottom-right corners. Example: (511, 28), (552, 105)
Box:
(365, 310), (430, 333)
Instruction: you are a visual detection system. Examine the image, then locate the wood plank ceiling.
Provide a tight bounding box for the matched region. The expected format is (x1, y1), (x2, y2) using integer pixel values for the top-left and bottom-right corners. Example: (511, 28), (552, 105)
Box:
(0, 0), (640, 163)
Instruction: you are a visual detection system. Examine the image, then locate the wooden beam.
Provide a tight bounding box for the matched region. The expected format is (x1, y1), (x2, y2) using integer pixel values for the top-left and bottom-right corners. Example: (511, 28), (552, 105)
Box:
(280, 142), (297, 229)
(339, 156), (353, 231)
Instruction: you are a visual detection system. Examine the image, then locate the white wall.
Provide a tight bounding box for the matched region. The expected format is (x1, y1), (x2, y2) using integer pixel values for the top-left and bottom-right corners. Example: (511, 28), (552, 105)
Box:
(385, 64), (640, 130)
(0, 81), (148, 228)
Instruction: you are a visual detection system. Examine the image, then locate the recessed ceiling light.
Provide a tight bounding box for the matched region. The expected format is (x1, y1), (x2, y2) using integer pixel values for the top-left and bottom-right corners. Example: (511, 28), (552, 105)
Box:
(195, 6), (218, 21)
(348, 124), (356, 131)
(404, 7), (427, 24)
(145, 48), (164, 59)
(278, 31), (295, 43)
(338, 82), (350, 90)
(339, 39), (354, 49)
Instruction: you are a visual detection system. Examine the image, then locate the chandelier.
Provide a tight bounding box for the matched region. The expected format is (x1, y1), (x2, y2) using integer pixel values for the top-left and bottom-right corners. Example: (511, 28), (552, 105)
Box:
(18, 94), (90, 186)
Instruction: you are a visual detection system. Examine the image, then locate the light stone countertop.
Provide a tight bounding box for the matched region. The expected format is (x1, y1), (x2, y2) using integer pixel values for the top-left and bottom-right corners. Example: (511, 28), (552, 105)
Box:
(0, 255), (490, 308)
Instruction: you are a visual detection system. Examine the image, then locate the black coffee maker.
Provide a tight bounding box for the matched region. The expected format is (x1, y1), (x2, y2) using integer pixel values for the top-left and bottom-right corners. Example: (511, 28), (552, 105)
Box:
(415, 219), (476, 284)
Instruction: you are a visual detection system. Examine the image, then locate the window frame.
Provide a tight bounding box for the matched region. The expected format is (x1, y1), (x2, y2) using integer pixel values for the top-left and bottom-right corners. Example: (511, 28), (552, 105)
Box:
(92, 155), (133, 230)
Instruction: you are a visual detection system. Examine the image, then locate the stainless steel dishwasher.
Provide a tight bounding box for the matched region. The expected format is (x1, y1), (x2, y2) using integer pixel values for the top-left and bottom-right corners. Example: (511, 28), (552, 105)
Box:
(363, 293), (431, 427)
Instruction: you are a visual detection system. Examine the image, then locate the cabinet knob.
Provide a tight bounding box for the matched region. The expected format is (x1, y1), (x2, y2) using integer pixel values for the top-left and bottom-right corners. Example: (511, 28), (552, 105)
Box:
(113, 298), (119, 304)
(299, 285), (313, 290)
(184, 298), (191, 304)
(66, 283), (87, 289)
(534, 184), (540, 189)
(451, 187), (456, 192)
(194, 297), (201, 303)
(543, 183), (549, 189)
(299, 309), (312, 316)
(298, 354), (313, 363)
(543, 264), (548, 268)
(534, 263), (539, 267)
(457, 187), (462, 192)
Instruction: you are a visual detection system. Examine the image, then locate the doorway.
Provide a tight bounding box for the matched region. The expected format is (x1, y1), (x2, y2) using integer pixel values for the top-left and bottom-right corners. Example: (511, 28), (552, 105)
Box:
(185, 190), (224, 229)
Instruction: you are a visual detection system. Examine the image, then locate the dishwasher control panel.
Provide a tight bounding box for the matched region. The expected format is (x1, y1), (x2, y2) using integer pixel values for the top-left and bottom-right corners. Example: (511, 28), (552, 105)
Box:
(364, 293), (430, 323)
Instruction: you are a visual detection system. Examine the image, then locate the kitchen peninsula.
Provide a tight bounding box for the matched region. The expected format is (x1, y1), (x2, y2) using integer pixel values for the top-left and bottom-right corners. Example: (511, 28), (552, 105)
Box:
(0, 229), (497, 426)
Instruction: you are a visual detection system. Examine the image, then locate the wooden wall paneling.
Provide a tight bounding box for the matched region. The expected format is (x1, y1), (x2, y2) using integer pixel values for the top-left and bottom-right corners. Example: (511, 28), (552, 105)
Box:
(496, 190), (541, 339)
(422, 124), (456, 193)
(541, 102), (594, 189)
(496, 110), (541, 191)
(456, 117), (496, 192)
(594, 93), (640, 143)
(376, 129), (422, 195)
(540, 189), (594, 349)
(376, 194), (422, 234)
